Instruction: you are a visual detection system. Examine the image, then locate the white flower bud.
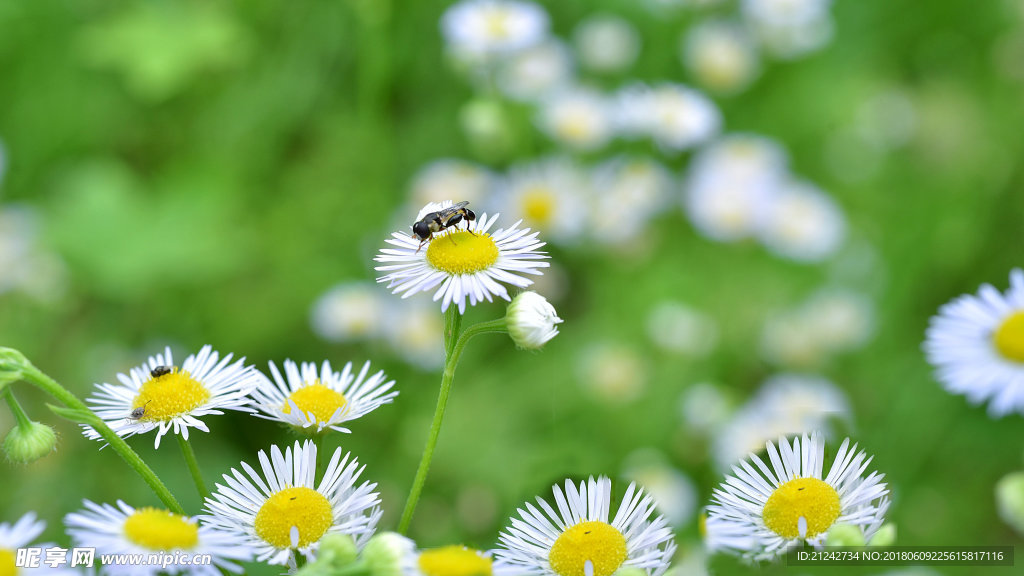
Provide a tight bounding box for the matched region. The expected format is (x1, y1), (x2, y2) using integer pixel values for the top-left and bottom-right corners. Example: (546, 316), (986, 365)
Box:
(506, 291), (562, 349)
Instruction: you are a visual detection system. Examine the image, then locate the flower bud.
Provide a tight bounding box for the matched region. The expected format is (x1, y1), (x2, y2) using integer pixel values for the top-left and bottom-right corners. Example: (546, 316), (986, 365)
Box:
(295, 533), (358, 576)
(997, 471), (1024, 536)
(825, 524), (865, 546)
(3, 420), (57, 464)
(506, 292), (562, 350)
(363, 532), (417, 576)
(0, 347), (30, 390)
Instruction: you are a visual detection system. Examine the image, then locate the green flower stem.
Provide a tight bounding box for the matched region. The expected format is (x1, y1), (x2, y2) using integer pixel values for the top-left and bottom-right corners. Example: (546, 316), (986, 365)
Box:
(314, 431), (328, 473)
(397, 311), (508, 534)
(18, 363), (186, 514)
(177, 435), (209, 502)
(2, 387), (32, 428)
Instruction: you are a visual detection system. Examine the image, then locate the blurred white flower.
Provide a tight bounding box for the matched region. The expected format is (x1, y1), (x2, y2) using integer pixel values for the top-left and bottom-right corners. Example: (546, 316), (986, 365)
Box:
(0, 205), (68, 302)
(311, 282), (386, 343)
(380, 297), (447, 371)
(712, 373), (851, 469)
(762, 288), (879, 369)
(683, 134), (788, 242)
(409, 159), (494, 209)
(646, 301), (719, 357)
(854, 89), (919, 151)
(755, 180), (846, 262)
(496, 39), (574, 102)
(682, 20), (760, 94)
(536, 87), (615, 151)
(589, 156), (673, 245)
(679, 382), (734, 435)
(743, 0), (834, 59)
(573, 14), (641, 74)
(441, 0), (549, 59)
(623, 449), (698, 528)
(576, 342), (648, 404)
(617, 83), (721, 153)
(498, 157), (590, 244)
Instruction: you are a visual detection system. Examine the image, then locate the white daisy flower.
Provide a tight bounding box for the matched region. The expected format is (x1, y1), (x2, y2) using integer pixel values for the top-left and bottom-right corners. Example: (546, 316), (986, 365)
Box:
(573, 14), (641, 74)
(756, 180), (846, 262)
(683, 134), (788, 242)
(536, 87), (615, 152)
(202, 440), (381, 567)
(712, 374), (851, 470)
(495, 476), (676, 576)
(499, 158), (590, 245)
(310, 282), (387, 343)
(410, 159), (495, 209)
(576, 343), (648, 405)
(0, 512), (78, 575)
(623, 450), (698, 528)
(924, 269), (1024, 416)
(251, 359), (397, 435)
(375, 201), (549, 314)
(497, 40), (574, 103)
(82, 345), (262, 449)
(682, 20), (760, 94)
(743, 0), (834, 60)
(761, 289), (875, 367)
(442, 0), (549, 59)
(380, 297), (446, 371)
(589, 157), (673, 246)
(706, 432), (890, 561)
(646, 301), (718, 357)
(742, 0), (831, 29)
(616, 83), (720, 153)
(64, 500), (253, 575)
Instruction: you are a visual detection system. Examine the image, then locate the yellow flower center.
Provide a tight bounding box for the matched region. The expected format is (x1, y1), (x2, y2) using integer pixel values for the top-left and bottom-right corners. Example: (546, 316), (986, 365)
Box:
(484, 11), (511, 39)
(133, 368), (211, 421)
(281, 382), (347, 423)
(762, 477), (841, 539)
(254, 486), (333, 549)
(0, 548), (15, 576)
(425, 231), (499, 275)
(548, 521), (627, 576)
(418, 546), (493, 576)
(122, 508), (199, 551)
(522, 188), (555, 226)
(993, 311), (1024, 363)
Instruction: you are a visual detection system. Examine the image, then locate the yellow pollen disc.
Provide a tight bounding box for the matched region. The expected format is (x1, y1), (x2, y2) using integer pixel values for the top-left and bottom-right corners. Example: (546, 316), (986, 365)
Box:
(418, 546), (493, 576)
(548, 521), (627, 576)
(484, 12), (511, 39)
(425, 231), (499, 275)
(133, 368), (211, 421)
(762, 477), (841, 539)
(254, 487), (333, 549)
(122, 508), (199, 551)
(993, 311), (1024, 363)
(0, 548), (15, 576)
(281, 382), (347, 423)
(522, 189), (555, 226)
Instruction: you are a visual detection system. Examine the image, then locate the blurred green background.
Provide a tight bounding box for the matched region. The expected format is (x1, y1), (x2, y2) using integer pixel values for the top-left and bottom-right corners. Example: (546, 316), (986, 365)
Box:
(2, 0), (1024, 574)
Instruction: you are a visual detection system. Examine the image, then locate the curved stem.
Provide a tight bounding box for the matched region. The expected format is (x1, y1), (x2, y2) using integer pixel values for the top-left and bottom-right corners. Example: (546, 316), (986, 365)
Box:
(20, 364), (185, 514)
(177, 435), (209, 502)
(2, 387), (32, 428)
(397, 311), (507, 534)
